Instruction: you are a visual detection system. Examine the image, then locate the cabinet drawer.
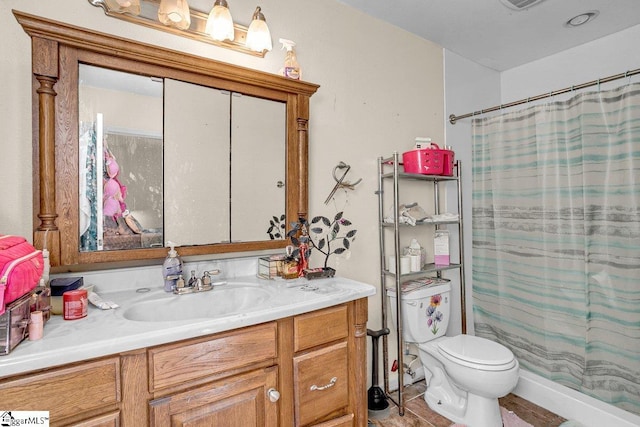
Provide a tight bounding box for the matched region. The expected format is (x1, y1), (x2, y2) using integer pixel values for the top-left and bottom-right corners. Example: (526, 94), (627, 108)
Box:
(294, 341), (349, 426)
(149, 322), (277, 391)
(312, 413), (354, 427)
(69, 410), (120, 427)
(0, 357), (120, 422)
(294, 305), (348, 352)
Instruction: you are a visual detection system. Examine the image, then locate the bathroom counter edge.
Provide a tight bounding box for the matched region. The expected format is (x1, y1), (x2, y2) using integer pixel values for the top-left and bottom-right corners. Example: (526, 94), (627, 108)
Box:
(0, 276), (376, 378)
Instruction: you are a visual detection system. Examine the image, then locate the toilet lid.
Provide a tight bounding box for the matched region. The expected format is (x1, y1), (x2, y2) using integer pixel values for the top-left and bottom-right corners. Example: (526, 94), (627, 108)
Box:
(437, 335), (516, 371)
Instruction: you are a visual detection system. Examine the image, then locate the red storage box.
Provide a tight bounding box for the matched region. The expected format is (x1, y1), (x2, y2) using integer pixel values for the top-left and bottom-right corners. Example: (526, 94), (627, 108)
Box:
(402, 143), (455, 176)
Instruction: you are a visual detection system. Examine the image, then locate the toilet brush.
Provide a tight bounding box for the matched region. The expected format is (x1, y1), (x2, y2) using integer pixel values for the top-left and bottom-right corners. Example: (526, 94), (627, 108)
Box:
(367, 328), (390, 419)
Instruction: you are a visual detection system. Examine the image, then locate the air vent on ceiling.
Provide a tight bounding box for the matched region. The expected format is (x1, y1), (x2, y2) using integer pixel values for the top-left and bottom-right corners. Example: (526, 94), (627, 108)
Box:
(500, 0), (546, 10)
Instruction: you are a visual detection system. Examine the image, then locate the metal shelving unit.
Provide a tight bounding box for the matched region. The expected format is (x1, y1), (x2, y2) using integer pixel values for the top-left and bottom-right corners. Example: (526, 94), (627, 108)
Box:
(376, 152), (466, 415)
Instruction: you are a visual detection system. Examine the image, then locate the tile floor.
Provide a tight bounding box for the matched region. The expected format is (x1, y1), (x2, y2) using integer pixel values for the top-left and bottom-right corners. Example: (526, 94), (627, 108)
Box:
(367, 380), (566, 427)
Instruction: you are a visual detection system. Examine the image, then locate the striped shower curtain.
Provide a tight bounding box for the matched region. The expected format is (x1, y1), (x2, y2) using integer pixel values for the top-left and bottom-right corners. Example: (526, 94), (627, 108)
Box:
(472, 82), (640, 416)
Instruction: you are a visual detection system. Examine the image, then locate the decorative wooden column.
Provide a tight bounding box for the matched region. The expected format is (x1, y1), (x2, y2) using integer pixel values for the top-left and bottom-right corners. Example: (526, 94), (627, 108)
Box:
(296, 94), (310, 222)
(31, 37), (60, 265)
(350, 298), (369, 426)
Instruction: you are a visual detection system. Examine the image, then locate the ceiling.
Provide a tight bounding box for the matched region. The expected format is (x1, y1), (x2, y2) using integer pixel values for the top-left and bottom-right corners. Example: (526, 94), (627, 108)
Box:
(336, 0), (640, 71)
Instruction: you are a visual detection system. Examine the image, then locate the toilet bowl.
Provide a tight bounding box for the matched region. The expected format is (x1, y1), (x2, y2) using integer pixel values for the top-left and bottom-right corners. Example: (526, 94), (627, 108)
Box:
(388, 279), (519, 427)
(419, 335), (519, 427)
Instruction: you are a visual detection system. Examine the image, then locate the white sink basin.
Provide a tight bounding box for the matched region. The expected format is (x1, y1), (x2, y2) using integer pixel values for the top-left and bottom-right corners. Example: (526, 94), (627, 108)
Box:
(122, 285), (274, 322)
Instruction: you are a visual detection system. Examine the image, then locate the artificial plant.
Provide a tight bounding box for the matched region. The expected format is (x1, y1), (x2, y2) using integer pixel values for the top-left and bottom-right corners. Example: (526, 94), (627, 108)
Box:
(287, 212), (358, 268)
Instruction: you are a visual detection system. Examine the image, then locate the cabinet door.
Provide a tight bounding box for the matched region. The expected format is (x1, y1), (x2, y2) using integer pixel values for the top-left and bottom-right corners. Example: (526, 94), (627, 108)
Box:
(164, 79), (231, 245)
(149, 367), (278, 427)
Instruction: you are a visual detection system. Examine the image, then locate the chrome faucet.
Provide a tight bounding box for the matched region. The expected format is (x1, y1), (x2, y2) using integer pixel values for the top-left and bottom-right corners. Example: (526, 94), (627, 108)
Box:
(172, 269), (223, 295)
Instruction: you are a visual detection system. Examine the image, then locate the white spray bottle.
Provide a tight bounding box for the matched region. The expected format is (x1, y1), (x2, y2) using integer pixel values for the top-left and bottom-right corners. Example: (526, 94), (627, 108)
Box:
(279, 38), (301, 80)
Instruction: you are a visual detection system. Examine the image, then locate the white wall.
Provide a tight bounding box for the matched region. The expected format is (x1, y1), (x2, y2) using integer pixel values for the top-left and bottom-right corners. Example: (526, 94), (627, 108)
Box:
(443, 51), (501, 334)
(502, 24), (640, 102)
(0, 0), (444, 386)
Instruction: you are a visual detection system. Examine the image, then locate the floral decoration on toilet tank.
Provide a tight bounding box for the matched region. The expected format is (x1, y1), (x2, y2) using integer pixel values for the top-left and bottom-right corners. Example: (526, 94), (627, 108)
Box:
(427, 294), (444, 334)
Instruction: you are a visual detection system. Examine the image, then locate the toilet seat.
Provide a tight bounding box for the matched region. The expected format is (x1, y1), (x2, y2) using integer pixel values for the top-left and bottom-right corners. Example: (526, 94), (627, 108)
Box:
(437, 335), (516, 371)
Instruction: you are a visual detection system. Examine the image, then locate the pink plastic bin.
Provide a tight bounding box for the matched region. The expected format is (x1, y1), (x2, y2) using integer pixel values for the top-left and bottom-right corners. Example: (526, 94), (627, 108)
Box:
(402, 143), (454, 176)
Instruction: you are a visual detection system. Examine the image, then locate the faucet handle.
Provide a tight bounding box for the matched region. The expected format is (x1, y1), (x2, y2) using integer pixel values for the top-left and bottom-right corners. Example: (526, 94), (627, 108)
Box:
(202, 271), (212, 287)
(176, 274), (185, 289)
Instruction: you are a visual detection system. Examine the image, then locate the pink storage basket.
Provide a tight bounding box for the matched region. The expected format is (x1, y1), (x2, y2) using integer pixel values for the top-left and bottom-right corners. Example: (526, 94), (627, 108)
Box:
(403, 143), (454, 176)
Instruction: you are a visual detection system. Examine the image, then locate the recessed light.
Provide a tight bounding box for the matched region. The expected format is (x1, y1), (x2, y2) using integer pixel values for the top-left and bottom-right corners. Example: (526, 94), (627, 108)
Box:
(565, 10), (599, 27)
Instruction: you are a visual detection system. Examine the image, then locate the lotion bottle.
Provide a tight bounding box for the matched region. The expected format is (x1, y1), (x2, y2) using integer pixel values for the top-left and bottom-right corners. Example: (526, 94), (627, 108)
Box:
(41, 248), (50, 286)
(162, 241), (183, 292)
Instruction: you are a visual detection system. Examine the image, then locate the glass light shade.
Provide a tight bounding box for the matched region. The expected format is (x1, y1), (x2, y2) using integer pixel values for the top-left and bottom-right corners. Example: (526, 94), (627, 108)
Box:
(205, 0), (235, 41)
(246, 7), (272, 52)
(158, 0), (191, 30)
(112, 0), (141, 15)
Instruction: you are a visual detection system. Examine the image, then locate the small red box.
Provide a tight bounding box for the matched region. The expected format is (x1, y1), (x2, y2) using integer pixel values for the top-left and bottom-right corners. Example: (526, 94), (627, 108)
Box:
(403, 143), (454, 175)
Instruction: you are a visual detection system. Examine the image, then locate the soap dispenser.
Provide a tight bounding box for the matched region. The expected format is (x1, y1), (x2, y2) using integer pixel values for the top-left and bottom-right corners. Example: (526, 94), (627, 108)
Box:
(162, 241), (183, 292)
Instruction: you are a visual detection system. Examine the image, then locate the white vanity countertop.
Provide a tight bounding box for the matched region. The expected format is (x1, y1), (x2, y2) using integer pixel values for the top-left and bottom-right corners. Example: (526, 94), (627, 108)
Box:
(0, 275), (376, 378)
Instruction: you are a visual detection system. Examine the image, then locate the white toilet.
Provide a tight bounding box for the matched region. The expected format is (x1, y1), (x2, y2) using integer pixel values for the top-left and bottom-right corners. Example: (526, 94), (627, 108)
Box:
(388, 280), (519, 427)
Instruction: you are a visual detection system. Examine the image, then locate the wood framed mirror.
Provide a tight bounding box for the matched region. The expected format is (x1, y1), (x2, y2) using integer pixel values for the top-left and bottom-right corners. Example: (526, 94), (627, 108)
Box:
(14, 10), (319, 268)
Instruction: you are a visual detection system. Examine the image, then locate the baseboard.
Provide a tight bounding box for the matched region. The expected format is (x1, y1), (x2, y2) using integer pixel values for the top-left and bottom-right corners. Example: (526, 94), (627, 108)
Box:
(514, 369), (640, 427)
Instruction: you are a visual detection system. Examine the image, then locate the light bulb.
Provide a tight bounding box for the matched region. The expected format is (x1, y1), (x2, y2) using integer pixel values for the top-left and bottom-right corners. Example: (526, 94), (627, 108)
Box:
(158, 0), (191, 30)
(206, 0), (235, 41)
(113, 0), (140, 15)
(246, 6), (272, 52)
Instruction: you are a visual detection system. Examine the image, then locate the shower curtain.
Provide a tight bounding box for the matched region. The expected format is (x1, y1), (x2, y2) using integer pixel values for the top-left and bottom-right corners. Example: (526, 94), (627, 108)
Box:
(472, 82), (640, 416)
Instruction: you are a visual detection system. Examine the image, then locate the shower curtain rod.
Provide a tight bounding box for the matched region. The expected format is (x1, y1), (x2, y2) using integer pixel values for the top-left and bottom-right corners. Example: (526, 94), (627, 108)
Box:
(448, 67), (640, 125)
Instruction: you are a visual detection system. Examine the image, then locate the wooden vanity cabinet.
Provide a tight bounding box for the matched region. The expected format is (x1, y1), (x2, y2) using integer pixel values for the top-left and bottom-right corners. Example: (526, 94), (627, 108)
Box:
(0, 298), (368, 427)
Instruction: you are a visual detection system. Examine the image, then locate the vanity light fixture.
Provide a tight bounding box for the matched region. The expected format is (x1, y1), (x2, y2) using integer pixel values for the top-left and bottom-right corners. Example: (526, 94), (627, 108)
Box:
(158, 0), (191, 30)
(89, 0), (270, 57)
(246, 6), (272, 52)
(205, 0), (235, 41)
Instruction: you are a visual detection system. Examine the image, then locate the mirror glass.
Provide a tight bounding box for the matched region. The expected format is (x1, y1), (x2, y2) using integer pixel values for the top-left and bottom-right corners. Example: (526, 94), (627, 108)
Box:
(78, 64), (286, 252)
(79, 65), (164, 252)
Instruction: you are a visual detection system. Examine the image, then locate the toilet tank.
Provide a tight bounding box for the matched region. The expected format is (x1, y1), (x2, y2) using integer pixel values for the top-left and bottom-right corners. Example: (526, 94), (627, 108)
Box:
(387, 279), (451, 344)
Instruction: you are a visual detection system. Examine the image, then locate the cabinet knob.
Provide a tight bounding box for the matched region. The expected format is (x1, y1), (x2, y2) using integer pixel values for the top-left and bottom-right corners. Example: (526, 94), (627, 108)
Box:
(310, 376), (338, 391)
(267, 388), (280, 402)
